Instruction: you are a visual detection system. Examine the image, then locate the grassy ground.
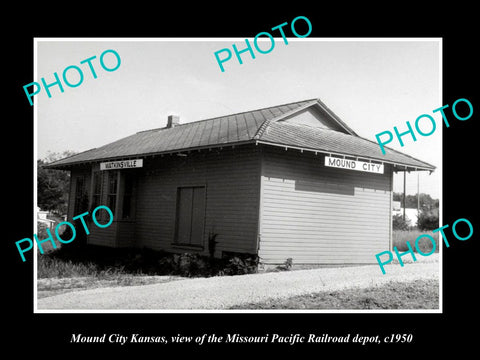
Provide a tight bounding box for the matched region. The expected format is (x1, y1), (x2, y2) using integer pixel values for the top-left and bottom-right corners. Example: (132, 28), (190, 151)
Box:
(38, 247), (139, 278)
(229, 279), (439, 310)
(37, 246), (173, 298)
(37, 275), (180, 299)
(393, 229), (439, 253)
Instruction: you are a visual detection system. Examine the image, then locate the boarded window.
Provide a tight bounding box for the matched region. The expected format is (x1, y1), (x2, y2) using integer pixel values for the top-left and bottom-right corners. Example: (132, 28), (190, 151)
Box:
(175, 186), (206, 247)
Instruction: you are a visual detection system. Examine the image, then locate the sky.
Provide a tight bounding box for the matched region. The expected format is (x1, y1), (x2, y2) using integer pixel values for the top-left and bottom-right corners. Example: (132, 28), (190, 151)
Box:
(36, 38), (441, 198)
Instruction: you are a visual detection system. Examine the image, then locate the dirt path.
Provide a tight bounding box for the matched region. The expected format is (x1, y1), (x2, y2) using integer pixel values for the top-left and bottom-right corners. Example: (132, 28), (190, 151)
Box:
(36, 258), (440, 310)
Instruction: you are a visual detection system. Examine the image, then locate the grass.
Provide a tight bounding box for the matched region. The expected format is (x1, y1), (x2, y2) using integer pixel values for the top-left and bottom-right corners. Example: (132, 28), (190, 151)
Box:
(37, 243), (166, 279)
(229, 279), (439, 310)
(37, 275), (180, 299)
(393, 229), (439, 253)
(37, 238), (259, 280)
(37, 242), (183, 298)
(38, 255), (127, 278)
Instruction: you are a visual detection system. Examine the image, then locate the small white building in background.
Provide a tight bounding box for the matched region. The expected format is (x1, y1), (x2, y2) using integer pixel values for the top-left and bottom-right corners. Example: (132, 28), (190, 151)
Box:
(37, 207), (56, 229)
(392, 201), (419, 226)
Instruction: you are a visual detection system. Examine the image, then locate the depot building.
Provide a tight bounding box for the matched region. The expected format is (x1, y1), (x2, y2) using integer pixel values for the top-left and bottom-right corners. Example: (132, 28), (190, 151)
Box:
(46, 98), (435, 265)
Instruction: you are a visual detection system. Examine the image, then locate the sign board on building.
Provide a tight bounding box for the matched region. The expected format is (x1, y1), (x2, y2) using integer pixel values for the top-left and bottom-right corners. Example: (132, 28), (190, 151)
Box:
(324, 156), (384, 174)
(100, 159), (143, 170)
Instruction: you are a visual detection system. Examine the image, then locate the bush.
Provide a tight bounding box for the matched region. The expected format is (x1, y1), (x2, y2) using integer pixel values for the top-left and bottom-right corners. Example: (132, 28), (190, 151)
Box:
(40, 240), (260, 279)
(417, 208), (439, 231)
(155, 252), (259, 277)
(392, 214), (411, 230)
(155, 253), (210, 277)
(222, 255), (259, 276)
(175, 253), (209, 277)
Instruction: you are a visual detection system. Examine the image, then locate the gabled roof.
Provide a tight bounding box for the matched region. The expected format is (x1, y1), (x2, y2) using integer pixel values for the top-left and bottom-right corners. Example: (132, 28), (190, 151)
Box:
(45, 98), (435, 171)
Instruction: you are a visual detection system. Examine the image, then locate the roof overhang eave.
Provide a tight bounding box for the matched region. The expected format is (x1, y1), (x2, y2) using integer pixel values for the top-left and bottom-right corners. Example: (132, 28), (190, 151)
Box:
(254, 140), (436, 172)
(44, 139), (436, 173)
(42, 140), (260, 170)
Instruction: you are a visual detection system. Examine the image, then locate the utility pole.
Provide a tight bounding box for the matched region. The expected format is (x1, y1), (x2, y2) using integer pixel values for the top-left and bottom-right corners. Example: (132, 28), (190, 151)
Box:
(403, 170), (406, 221)
(417, 172), (420, 227)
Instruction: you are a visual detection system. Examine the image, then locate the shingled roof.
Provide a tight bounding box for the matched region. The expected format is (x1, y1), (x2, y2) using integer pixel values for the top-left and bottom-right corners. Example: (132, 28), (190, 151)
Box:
(46, 98), (435, 171)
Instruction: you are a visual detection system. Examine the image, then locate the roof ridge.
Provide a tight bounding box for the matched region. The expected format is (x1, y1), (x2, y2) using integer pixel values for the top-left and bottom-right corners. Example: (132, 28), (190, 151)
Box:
(136, 98), (320, 134)
(253, 119), (271, 139)
(270, 121), (340, 131)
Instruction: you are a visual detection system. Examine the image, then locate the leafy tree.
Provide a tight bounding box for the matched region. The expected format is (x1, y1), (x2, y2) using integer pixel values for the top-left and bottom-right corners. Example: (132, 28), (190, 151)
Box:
(393, 192), (439, 210)
(37, 151), (76, 214)
(418, 193), (439, 211)
(393, 192), (439, 230)
(417, 207), (439, 231)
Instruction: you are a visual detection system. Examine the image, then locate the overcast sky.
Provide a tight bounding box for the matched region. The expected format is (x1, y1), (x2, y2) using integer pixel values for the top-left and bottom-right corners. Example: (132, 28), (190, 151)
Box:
(36, 38), (441, 198)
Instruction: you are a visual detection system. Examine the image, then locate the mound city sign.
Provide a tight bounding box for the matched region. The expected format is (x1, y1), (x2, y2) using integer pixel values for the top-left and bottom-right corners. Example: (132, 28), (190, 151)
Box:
(324, 156), (384, 174)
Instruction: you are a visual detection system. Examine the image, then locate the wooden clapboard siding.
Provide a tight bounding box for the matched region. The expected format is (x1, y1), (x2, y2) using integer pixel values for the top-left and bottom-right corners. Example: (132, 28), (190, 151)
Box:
(88, 225), (117, 247)
(116, 221), (136, 247)
(258, 147), (392, 264)
(134, 145), (261, 256)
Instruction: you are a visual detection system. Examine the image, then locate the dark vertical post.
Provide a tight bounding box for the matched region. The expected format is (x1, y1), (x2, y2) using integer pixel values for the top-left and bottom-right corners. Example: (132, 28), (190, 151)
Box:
(417, 172), (420, 227)
(403, 170), (406, 221)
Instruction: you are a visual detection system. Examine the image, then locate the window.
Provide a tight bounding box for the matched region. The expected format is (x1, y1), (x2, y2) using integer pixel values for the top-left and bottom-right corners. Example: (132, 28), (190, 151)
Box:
(74, 176), (88, 214)
(107, 172), (118, 216)
(92, 171), (103, 210)
(92, 170), (134, 221)
(174, 186), (206, 247)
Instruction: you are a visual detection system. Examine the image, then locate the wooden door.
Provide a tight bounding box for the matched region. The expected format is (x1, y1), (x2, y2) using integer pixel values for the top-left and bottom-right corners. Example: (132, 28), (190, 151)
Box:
(175, 186), (206, 246)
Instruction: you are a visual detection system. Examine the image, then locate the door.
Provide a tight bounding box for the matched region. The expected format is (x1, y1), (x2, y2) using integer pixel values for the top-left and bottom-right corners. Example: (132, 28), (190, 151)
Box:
(175, 186), (206, 246)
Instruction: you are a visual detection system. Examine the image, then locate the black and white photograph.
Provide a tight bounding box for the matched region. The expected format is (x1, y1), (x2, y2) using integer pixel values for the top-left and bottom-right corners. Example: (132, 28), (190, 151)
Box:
(33, 38), (441, 312)
(6, 8), (479, 354)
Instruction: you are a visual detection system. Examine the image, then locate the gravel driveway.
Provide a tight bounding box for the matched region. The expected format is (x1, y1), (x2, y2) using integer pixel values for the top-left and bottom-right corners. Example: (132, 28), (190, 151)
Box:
(37, 256), (439, 310)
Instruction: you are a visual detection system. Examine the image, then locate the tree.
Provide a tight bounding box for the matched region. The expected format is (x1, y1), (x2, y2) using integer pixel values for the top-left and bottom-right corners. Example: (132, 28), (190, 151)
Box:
(393, 192), (439, 210)
(418, 193), (439, 212)
(37, 151), (76, 214)
(417, 207), (439, 231)
(393, 192), (439, 230)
